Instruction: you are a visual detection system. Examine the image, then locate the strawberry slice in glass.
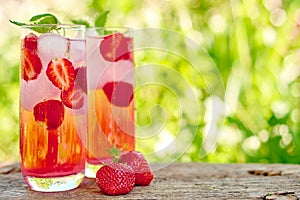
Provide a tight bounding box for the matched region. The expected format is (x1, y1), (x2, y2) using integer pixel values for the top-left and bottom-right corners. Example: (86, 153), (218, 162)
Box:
(33, 99), (65, 130)
(21, 48), (42, 82)
(74, 67), (87, 93)
(99, 33), (133, 62)
(46, 58), (75, 91)
(102, 81), (134, 107)
(61, 84), (85, 109)
(23, 33), (39, 52)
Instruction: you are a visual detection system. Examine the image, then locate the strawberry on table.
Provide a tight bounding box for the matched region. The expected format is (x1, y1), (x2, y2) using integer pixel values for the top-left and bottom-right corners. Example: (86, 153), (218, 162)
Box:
(33, 99), (64, 130)
(102, 81), (133, 107)
(119, 151), (154, 186)
(46, 58), (75, 91)
(96, 163), (135, 195)
(99, 33), (133, 62)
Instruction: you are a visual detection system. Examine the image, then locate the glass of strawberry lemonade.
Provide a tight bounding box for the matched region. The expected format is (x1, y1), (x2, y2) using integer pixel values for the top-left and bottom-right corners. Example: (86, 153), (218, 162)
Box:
(19, 24), (87, 192)
(86, 28), (135, 178)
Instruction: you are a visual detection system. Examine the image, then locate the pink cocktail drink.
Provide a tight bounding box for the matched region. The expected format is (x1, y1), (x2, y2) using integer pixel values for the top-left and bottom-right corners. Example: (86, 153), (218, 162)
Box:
(86, 28), (135, 177)
(19, 25), (87, 192)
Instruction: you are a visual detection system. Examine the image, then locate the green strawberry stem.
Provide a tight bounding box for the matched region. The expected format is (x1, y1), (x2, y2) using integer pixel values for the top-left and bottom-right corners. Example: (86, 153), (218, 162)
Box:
(106, 144), (128, 163)
(46, 130), (58, 166)
(106, 145), (119, 163)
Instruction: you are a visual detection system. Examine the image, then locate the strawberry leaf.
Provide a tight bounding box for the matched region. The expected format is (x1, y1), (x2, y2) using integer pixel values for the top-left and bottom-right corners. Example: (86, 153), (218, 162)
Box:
(94, 11), (109, 27)
(106, 144), (130, 163)
(105, 145), (121, 163)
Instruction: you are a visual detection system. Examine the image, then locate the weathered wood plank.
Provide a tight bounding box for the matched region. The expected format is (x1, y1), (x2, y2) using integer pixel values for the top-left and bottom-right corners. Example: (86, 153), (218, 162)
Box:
(1, 163), (300, 199)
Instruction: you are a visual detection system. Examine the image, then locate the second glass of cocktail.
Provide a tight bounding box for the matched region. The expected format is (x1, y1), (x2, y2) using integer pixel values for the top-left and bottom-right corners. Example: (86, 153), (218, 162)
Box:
(86, 27), (135, 178)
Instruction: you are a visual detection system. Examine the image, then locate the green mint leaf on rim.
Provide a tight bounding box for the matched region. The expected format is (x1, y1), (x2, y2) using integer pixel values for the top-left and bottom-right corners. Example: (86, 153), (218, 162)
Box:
(9, 13), (60, 33)
(9, 20), (26, 26)
(71, 19), (91, 28)
(94, 10), (109, 27)
(29, 13), (59, 24)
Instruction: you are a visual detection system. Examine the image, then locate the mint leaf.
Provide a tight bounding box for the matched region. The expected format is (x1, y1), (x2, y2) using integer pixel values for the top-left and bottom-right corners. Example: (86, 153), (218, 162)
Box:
(9, 13), (60, 33)
(95, 11), (109, 27)
(9, 20), (26, 26)
(29, 13), (59, 24)
(71, 19), (91, 28)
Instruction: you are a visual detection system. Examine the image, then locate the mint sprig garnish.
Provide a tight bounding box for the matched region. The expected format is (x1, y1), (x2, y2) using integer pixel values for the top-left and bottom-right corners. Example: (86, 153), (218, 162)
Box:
(95, 11), (109, 27)
(9, 13), (60, 33)
(10, 11), (110, 33)
(71, 10), (109, 28)
(28, 13), (59, 24)
(71, 19), (91, 28)
(8, 20), (26, 26)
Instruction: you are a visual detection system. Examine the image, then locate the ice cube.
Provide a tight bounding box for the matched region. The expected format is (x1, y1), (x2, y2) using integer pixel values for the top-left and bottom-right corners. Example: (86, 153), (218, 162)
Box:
(69, 39), (86, 65)
(101, 60), (134, 86)
(38, 33), (68, 63)
(20, 71), (60, 111)
(86, 37), (108, 90)
(87, 37), (134, 90)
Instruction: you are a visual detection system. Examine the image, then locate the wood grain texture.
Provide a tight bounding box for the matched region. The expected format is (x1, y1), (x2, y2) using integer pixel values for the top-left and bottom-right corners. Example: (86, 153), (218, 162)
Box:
(1, 163), (300, 199)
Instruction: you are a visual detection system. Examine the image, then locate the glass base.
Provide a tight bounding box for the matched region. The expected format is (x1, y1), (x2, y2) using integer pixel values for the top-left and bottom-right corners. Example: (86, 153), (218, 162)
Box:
(85, 163), (102, 178)
(24, 172), (84, 192)
(85, 157), (113, 178)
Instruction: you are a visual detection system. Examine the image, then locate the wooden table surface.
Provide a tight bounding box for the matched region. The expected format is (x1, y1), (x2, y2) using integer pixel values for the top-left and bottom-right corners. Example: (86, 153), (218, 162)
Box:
(1, 162), (300, 199)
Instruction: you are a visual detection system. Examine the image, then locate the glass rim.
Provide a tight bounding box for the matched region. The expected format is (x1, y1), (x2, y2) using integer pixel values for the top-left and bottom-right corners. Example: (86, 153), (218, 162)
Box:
(21, 24), (86, 30)
(86, 27), (133, 37)
(86, 27), (133, 31)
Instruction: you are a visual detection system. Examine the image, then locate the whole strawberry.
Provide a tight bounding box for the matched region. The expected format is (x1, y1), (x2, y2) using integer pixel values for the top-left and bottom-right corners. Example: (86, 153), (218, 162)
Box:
(96, 163), (135, 195)
(119, 151), (154, 186)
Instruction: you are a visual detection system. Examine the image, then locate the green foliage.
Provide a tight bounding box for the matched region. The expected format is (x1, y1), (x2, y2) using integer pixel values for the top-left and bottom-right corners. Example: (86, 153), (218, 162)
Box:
(1, 0), (300, 164)
(72, 10), (109, 27)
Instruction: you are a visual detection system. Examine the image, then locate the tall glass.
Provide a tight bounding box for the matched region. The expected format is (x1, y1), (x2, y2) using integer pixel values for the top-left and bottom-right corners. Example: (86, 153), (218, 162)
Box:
(86, 28), (135, 177)
(19, 24), (87, 192)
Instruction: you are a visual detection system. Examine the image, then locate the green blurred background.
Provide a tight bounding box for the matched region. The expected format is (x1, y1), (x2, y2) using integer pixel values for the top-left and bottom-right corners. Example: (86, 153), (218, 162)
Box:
(0, 0), (299, 164)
